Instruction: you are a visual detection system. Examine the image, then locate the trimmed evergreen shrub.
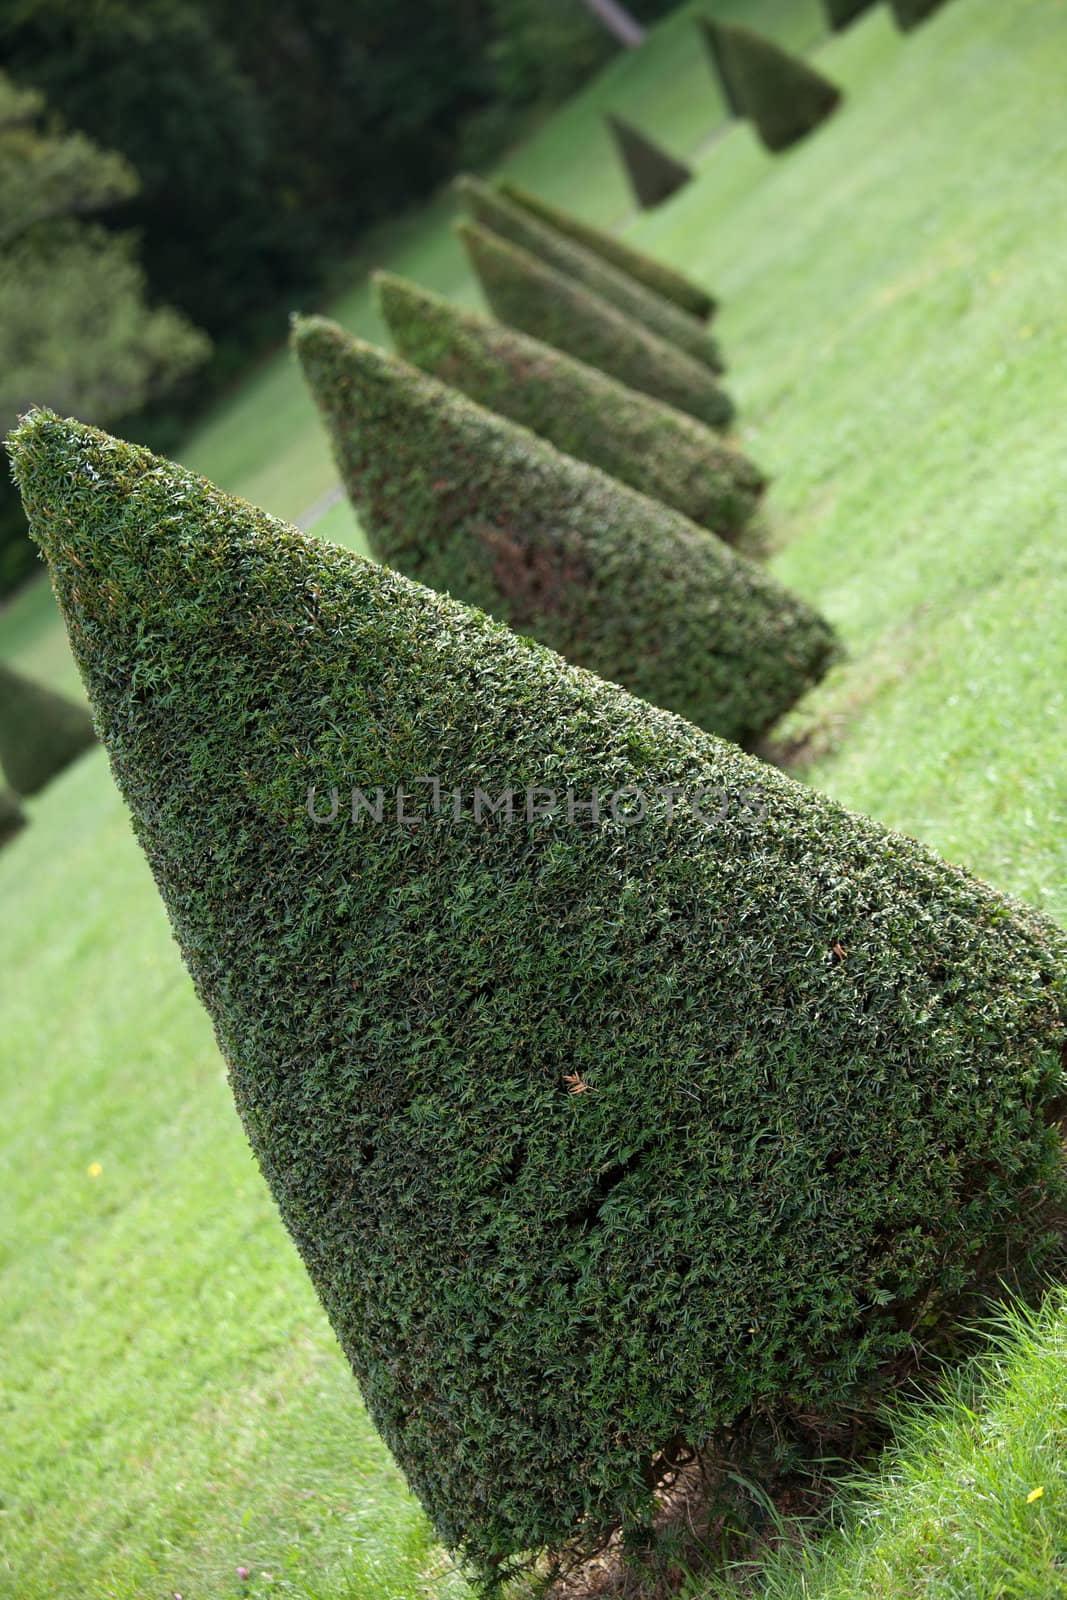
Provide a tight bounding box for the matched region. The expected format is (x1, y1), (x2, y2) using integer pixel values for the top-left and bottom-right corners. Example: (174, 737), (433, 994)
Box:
(701, 20), (843, 153)
(458, 221), (735, 431)
(889, 0), (951, 29)
(293, 315), (829, 745)
(456, 176), (722, 373)
(823, 0), (878, 29)
(496, 178), (716, 322)
(13, 406), (1067, 1590)
(696, 15), (744, 117)
(0, 660), (95, 796)
(375, 271), (764, 542)
(0, 784), (24, 846)
(606, 112), (692, 210)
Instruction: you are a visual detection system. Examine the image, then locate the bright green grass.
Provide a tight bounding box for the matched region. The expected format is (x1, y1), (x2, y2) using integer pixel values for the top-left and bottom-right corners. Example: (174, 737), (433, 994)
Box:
(701, 1295), (1067, 1600)
(2, 1), (1066, 1597)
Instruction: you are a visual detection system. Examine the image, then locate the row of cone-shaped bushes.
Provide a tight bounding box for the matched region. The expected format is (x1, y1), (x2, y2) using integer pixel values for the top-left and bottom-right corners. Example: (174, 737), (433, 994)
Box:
(8, 404), (1067, 1586)
(605, 1), (954, 209)
(1, 3), (1038, 1582)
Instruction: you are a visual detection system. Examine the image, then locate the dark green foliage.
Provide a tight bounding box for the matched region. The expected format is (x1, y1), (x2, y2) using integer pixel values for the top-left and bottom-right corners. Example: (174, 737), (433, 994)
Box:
(606, 112), (692, 210)
(376, 272), (764, 541)
(823, 0), (878, 30)
(456, 177), (722, 374)
(0, 660), (96, 795)
(889, 0), (951, 29)
(0, 67), (208, 597)
(0, 0), (288, 337)
(1, 0), (681, 352)
(497, 179), (716, 322)
(12, 407), (1067, 1588)
(294, 316), (826, 745)
(458, 221), (735, 431)
(0, 784), (25, 846)
(701, 20), (843, 153)
(696, 16), (744, 117)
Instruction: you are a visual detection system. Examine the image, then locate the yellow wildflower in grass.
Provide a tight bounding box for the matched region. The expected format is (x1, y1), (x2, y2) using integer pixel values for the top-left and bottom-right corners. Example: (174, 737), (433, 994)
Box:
(1026, 1486), (1045, 1504)
(87, 1161), (102, 1178)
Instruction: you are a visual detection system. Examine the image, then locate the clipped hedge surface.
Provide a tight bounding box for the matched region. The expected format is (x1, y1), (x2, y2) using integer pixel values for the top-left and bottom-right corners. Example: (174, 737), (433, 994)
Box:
(604, 112), (692, 211)
(456, 176), (721, 373)
(496, 178), (716, 321)
(376, 271), (764, 542)
(12, 408), (1067, 1589)
(823, 0), (877, 29)
(0, 659), (95, 796)
(889, 0), (951, 28)
(459, 221), (735, 431)
(702, 20), (842, 153)
(294, 315), (831, 745)
(0, 784), (25, 845)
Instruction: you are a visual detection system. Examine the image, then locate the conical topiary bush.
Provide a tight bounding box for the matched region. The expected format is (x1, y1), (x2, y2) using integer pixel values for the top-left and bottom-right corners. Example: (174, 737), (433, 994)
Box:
(456, 177), (722, 374)
(293, 315), (830, 746)
(458, 221), (735, 431)
(496, 179), (716, 322)
(376, 271), (765, 542)
(0, 785), (25, 846)
(701, 20), (843, 152)
(12, 407), (1067, 1589)
(0, 660), (95, 795)
(606, 113), (692, 209)
(823, 0), (878, 29)
(889, 0), (951, 28)
(696, 15), (744, 116)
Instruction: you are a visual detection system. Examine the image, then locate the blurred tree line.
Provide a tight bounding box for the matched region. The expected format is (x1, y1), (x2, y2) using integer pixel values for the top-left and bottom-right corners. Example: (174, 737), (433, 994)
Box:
(0, 0), (678, 592)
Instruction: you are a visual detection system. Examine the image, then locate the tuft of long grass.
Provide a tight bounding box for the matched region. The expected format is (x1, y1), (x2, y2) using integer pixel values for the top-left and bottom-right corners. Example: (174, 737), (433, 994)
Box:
(700, 1295), (1067, 1600)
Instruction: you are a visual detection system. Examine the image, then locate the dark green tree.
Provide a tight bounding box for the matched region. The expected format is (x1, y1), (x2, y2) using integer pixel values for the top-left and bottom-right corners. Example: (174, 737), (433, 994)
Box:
(294, 315), (831, 745)
(458, 221), (734, 430)
(12, 406), (1067, 1589)
(700, 20), (843, 152)
(889, 0), (952, 28)
(606, 112), (693, 208)
(0, 0), (289, 337)
(376, 271), (763, 540)
(456, 177), (722, 372)
(496, 178), (716, 321)
(0, 68), (208, 594)
(0, 660), (96, 795)
(823, 0), (878, 29)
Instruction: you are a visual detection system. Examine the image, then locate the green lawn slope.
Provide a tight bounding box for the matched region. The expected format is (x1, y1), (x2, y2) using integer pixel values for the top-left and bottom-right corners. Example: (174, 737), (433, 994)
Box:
(1, 1), (1065, 1596)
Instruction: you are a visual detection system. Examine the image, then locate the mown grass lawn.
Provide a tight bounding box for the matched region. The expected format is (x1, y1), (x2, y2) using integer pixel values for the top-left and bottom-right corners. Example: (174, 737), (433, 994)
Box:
(2, 1), (1066, 1597)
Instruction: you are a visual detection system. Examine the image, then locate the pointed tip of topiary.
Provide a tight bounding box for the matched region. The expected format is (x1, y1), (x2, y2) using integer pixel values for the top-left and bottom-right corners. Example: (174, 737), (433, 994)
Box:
(370, 268), (410, 319)
(708, 22), (842, 152)
(290, 311), (371, 389)
(7, 408), (112, 568)
(604, 113), (692, 210)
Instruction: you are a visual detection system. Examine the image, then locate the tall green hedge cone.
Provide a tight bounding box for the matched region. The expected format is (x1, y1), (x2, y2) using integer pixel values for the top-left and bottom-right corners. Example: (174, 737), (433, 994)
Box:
(0, 785), (25, 846)
(293, 315), (827, 745)
(458, 221), (735, 431)
(606, 113), (692, 210)
(376, 271), (764, 542)
(456, 176), (722, 374)
(0, 659), (96, 796)
(823, 0), (877, 29)
(701, 20), (843, 152)
(696, 16), (744, 117)
(12, 406), (1067, 1590)
(889, 0), (951, 28)
(496, 178), (716, 322)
